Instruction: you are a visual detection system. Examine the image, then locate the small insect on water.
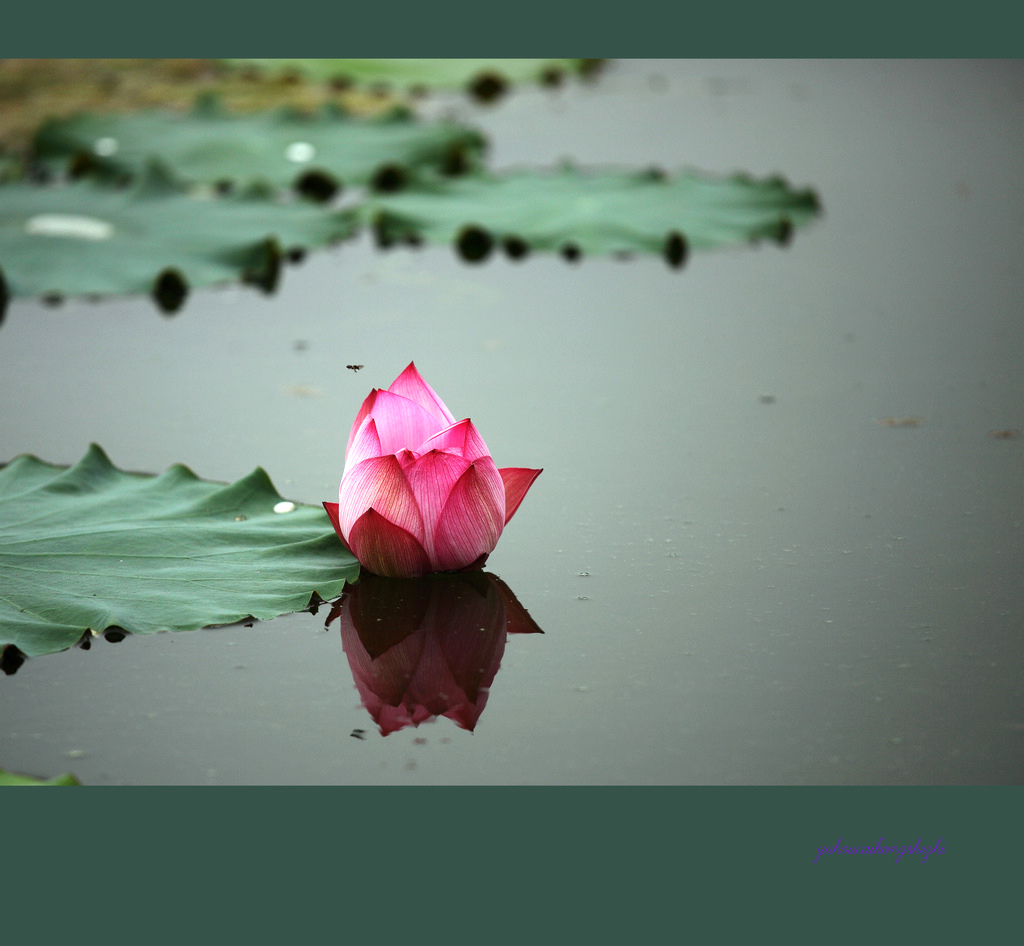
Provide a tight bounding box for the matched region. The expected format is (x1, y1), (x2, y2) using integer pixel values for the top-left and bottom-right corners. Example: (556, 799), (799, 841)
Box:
(346, 364), (364, 372)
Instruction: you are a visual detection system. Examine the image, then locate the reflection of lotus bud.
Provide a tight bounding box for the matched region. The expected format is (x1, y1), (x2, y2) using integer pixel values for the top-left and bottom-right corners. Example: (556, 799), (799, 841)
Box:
(329, 571), (542, 735)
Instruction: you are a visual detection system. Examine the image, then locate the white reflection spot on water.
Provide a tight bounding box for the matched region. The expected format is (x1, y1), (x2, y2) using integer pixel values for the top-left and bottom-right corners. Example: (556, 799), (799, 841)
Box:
(285, 142), (316, 163)
(94, 137), (118, 156)
(273, 501), (296, 514)
(25, 214), (115, 240)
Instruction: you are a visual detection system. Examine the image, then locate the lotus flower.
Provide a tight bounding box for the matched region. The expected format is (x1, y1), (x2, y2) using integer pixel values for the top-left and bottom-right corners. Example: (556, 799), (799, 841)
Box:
(324, 363), (541, 578)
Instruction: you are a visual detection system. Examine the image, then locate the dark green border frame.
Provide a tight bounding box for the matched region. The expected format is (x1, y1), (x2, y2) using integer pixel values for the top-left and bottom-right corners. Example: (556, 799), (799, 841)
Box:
(4, 5), (1021, 939)
(4, 1), (1023, 56)
(5, 787), (1016, 936)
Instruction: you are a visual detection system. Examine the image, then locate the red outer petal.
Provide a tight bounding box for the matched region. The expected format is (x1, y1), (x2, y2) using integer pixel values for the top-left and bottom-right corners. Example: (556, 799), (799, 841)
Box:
(348, 508), (433, 578)
(322, 502), (349, 548)
(498, 467), (543, 525)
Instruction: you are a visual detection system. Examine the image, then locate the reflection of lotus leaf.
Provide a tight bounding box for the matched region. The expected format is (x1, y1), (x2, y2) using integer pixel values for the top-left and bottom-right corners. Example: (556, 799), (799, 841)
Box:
(33, 99), (487, 193)
(0, 444), (359, 662)
(362, 165), (822, 265)
(0, 161), (359, 307)
(222, 59), (600, 94)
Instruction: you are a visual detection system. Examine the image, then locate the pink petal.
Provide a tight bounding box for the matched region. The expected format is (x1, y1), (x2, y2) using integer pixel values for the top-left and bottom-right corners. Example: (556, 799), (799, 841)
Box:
(322, 501), (348, 547)
(338, 454), (424, 545)
(348, 508), (433, 578)
(343, 416), (384, 475)
(394, 448), (418, 473)
(432, 460), (506, 571)
(498, 468), (542, 525)
(346, 389), (379, 459)
(419, 418), (492, 461)
(402, 450), (473, 559)
(363, 389), (449, 456)
(387, 362), (456, 428)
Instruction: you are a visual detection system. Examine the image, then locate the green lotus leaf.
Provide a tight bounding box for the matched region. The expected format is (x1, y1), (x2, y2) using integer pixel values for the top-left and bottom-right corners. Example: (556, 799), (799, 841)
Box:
(0, 444), (359, 661)
(223, 59), (601, 97)
(0, 768), (81, 786)
(0, 161), (359, 309)
(361, 165), (822, 266)
(33, 99), (486, 194)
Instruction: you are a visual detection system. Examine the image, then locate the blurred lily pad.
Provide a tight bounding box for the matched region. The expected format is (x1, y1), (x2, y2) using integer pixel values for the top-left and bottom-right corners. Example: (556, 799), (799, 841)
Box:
(223, 59), (602, 99)
(0, 768), (81, 785)
(0, 59), (403, 162)
(0, 443), (359, 661)
(33, 99), (486, 195)
(0, 161), (359, 310)
(361, 164), (822, 266)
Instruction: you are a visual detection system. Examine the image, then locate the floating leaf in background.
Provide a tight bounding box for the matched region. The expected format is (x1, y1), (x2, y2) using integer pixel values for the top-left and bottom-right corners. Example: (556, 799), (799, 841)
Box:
(222, 59), (603, 101)
(33, 99), (487, 197)
(0, 444), (359, 662)
(0, 59), (404, 165)
(0, 161), (359, 310)
(0, 767), (81, 785)
(362, 164), (822, 266)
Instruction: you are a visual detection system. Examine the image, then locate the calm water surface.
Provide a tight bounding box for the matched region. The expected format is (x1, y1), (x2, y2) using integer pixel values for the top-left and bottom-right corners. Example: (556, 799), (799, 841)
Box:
(1, 60), (1022, 783)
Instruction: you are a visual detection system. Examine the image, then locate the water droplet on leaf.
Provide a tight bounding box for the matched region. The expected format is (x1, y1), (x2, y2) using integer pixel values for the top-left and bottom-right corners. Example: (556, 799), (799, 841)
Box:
(26, 214), (114, 241)
(285, 141), (316, 163)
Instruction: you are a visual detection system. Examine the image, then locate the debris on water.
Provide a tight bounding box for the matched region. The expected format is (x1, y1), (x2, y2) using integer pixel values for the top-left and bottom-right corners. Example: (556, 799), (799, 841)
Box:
(283, 384), (323, 398)
(877, 416), (924, 427)
(351, 729), (366, 740)
(989, 429), (1021, 439)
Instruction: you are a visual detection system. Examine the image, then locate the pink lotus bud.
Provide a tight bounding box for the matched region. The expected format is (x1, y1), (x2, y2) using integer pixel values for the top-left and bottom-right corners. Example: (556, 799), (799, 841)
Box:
(324, 363), (541, 578)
